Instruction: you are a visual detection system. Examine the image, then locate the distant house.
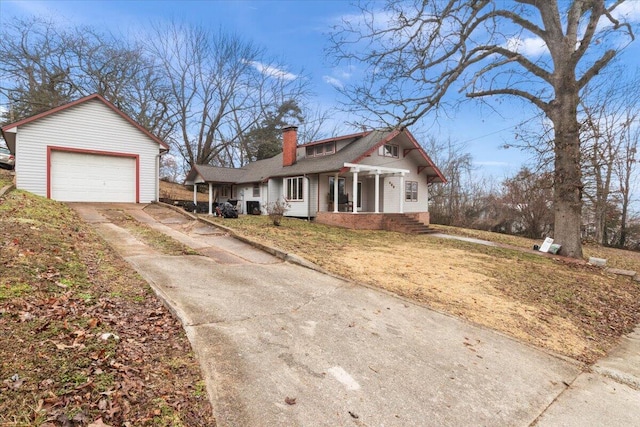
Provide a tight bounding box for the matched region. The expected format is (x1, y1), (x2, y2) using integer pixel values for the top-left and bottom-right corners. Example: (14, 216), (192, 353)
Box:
(185, 127), (446, 231)
(1, 94), (169, 203)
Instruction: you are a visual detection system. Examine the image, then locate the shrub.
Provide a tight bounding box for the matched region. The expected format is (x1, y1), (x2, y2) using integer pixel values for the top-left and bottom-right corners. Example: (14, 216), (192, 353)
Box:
(265, 198), (290, 226)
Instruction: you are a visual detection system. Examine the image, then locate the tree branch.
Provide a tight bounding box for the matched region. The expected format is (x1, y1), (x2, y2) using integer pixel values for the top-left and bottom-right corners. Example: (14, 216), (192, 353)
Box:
(467, 88), (549, 112)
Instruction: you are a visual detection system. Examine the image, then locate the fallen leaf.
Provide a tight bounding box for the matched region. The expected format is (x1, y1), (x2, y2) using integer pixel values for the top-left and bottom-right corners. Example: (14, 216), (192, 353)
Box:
(19, 311), (34, 322)
(100, 332), (120, 341)
(285, 396), (296, 405)
(88, 418), (112, 427)
(98, 398), (108, 410)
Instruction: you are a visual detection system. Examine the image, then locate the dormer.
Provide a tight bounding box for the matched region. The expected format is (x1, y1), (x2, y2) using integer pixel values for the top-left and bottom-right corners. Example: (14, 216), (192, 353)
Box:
(305, 140), (336, 158)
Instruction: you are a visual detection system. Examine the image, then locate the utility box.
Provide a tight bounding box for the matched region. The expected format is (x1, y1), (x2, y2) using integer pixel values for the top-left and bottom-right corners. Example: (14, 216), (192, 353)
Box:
(246, 201), (261, 215)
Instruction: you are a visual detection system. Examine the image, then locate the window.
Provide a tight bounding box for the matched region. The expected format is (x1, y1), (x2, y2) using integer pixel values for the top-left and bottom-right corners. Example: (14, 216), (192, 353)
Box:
(286, 177), (304, 201)
(328, 176), (345, 199)
(220, 185), (230, 198)
(252, 183), (260, 197)
(306, 141), (336, 157)
(406, 181), (418, 202)
(324, 141), (335, 154)
(379, 144), (399, 158)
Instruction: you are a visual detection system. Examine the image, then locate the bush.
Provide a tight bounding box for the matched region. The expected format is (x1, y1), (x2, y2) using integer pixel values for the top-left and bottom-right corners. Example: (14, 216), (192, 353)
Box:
(265, 198), (290, 226)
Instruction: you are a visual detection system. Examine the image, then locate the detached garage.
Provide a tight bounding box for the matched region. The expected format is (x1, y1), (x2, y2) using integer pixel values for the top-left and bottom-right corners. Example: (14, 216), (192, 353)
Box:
(1, 94), (168, 203)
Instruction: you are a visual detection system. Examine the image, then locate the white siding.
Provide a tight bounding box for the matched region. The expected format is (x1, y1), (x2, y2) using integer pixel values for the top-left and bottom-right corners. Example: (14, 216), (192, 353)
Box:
(239, 183), (266, 214)
(268, 179), (282, 206)
(15, 99), (161, 202)
(383, 176), (401, 213)
(283, 176), (308, 217)
(308, 175), (319, 215)
(360, 144), (430, 213)
(275, 175), (315, 218)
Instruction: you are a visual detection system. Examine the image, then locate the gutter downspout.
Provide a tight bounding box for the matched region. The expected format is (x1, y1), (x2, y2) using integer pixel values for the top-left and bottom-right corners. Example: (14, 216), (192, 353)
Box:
(304, 174), (310, 222)
(156, 151), (166, 202)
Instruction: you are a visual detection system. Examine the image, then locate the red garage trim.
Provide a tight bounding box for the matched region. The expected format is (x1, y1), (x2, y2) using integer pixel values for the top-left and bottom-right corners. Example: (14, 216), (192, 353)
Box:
(47, 146), (140, 203)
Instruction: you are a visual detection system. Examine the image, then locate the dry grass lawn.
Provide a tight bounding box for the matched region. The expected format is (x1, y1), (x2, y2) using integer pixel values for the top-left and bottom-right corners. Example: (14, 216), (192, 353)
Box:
(208, 214), (640, 364)
(160, 180), (209, 202)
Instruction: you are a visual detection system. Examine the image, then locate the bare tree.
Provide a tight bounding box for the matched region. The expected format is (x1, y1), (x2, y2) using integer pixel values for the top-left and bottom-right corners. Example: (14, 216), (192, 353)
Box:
(500, 167), (555, 238)
(297, 105), (347, 145)
(145, 21), (310, 169)
(614, 103), (640, 247)
(330, 0), (636, 258)
(0, 17), (175, 141)
(579, 69), (640, 245)
(0, 18), (74, 119)
(423, 137), (475, 225)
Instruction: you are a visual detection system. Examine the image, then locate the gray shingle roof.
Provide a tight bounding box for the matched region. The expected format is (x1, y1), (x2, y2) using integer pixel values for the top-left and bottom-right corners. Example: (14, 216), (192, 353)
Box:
(187, 165), (248, 183)
(187, 129), (446, 184)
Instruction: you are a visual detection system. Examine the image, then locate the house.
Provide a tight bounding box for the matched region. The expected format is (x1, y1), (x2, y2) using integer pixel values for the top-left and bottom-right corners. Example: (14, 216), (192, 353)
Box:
(1, 94), (169, 203)
(185, 126), (446, 231)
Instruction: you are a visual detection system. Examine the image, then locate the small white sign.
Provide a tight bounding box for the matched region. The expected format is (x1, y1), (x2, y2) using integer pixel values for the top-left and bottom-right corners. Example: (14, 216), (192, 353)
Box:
(539, 237), (554, 253)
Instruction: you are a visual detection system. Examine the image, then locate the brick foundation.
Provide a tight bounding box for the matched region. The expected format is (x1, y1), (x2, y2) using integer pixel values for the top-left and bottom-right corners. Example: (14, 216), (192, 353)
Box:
(405, 211), (430, 224)
(315, 212), (430, 231)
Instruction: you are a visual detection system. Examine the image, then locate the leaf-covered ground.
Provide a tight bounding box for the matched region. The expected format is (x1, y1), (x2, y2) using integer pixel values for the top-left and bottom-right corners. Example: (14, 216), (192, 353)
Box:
(0, 176), (215, 426)
(207, 214), (640, 364)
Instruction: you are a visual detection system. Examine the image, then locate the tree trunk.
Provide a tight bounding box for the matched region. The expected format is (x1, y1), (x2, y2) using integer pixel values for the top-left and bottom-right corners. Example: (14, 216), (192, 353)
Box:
(551, 89), (583, 259)
(594, 201), (607, 245)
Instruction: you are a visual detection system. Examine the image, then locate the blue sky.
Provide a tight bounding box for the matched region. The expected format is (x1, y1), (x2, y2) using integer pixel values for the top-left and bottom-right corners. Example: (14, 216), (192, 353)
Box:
(2, 0), (639, 181)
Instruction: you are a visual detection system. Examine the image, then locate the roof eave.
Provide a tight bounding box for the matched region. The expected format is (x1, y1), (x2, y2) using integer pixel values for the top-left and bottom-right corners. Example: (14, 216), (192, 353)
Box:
(1, 94), (170, 151)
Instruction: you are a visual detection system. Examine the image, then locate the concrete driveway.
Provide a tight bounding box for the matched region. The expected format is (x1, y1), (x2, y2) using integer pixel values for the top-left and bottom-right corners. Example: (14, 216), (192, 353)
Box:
(71, 203), (640, 426)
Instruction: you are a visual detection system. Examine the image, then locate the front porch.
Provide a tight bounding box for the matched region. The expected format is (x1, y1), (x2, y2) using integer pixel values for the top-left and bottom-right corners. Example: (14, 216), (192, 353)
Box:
(315, 211), (432, 233)
(324, 163), (412, 215)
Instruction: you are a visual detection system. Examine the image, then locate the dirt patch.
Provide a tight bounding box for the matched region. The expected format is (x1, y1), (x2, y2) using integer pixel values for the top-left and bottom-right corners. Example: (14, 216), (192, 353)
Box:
(339, 244), (590, 358)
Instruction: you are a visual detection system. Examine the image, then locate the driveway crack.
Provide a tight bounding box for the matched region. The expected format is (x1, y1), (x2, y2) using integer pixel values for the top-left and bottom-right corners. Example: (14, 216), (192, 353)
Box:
(186, 285), (342, 328)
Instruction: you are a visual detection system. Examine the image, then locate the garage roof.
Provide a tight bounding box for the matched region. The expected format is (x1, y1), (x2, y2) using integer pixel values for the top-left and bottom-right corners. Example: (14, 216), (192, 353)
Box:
(1, 94), (170, 153)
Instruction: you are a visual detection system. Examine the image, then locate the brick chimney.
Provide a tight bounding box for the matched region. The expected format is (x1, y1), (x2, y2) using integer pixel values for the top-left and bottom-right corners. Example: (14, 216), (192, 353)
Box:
(282, 126), (298, 167)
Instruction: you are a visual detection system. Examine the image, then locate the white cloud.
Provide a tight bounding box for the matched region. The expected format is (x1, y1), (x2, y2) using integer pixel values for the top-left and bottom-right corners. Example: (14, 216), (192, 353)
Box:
(505, 36), (548, 56)
(323, 75), (344, 88)
(335, 65), (355, 80)
(249, 61), (297, 81)
(474, 161), (510, 167)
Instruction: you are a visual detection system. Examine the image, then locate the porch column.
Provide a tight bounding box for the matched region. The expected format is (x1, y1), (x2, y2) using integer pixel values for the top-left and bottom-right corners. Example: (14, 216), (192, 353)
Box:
(193, 183), (197, 205)
(374, 171), (380, 213)
(208, 183), (213, 215)
(333, 173), (339, 213)
(399, 173), (405, 214)
(352, 170), (358, 214)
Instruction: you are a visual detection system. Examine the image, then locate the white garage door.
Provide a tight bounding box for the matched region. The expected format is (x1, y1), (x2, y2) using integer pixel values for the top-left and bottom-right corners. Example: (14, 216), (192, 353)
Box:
(50, 151), (136, 202)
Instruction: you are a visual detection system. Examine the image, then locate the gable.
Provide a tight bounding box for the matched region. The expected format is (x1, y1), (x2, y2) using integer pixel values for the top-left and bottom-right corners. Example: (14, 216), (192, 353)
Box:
(1, 94), (168, 153)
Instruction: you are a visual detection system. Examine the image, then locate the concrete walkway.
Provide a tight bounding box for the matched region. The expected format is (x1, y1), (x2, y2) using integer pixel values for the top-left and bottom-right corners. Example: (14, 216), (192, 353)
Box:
(71, 203), (640, 426)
